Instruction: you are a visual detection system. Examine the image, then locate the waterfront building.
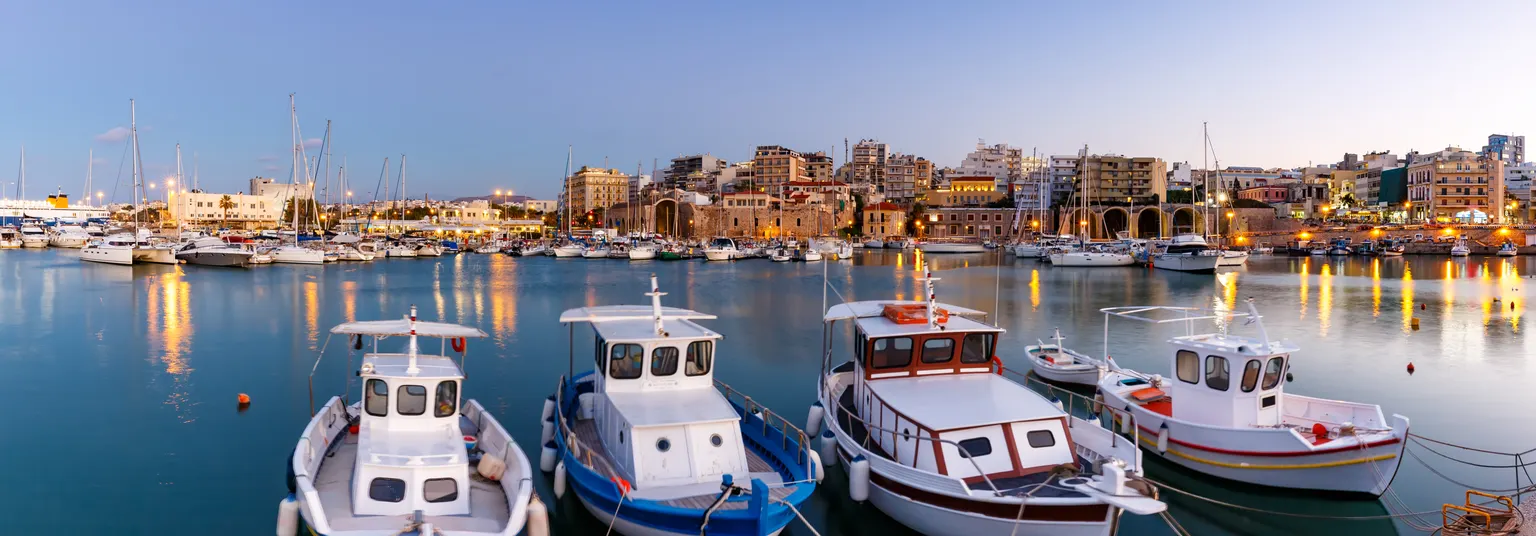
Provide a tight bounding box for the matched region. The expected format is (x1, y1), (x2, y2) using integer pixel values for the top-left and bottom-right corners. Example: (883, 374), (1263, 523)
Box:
(956, 141), (1026, 189)
(249, 176), (314, 200)
(1168, 161), (1194, 190)
(883, 153), (921, 202)
(861, 201), (906, 240)
(781, 180), (849, 206)
(752, 145), (812, 189)
(519, 199), (556, 213)
(719, 191), (778, 208)
(564, 166), (630, 215)
(805, 151), (834, 182)
(1082, 155), (1167, 206)
(437, 200), (500, 225)
(627, 173), (652, 203)
(1406, 146), (1506, 223)
(921, 207), (1018, 242)
(914, 157), (934, 193)
(924, 175), (1003, 207)
(1484, 134), (1525, 165)
(1048, 155), (1080, 206)
(1013, 167), (1051, 210)
(1237, 185), (1289, 204)
(664, 154), (727, 191)
(851, 139), (888, 187)
(169, 178), (314, 228)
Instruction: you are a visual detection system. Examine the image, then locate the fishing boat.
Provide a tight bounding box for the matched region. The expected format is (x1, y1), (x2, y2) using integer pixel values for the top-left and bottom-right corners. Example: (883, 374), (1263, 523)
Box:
(1327, 238), (1352, 256)
(1023, 329), (1104, 386)
(813, 271), (1164, 535)
(278, 307), (542, 536)
(1497, 241), (1518, 257)
(79, 234), (137, 265)
(1096, 302), (1408, 496)
(1380, 240), (1404, 257)
(770, 247), (792, 262)
(0, 228), (21, 248)
(547, 276), (818, 535)
(175, 236), (253, 267)
(1215, 249), (1249, 268)
(1450, 236), (1471, 257)
(704, 237), (740, 261)
(19, 223), (48, 248)
(916, 239), (986, 254)
(1252, 243), (1274, 255)
(1152, 234), (1220, 274)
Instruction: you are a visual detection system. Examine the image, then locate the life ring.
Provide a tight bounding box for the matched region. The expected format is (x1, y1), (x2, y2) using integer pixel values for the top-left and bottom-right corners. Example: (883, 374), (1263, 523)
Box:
(451, 337), (466, 353)
(991, 356), (1004, 375)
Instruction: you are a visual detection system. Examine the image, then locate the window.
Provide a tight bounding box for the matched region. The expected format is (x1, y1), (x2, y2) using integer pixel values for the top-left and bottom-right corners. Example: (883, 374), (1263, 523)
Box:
(1205, 356), (1230, 391)
(957, 437), (992, 458)
(365, 379), (389, 416)
(1262, 357), (1285, 390)
(651, 347), (679, 376)
(423, 478), (458, 503)
(435, 381), (457, 418)
(1026, 430), (1056, 448)
(608, 344), (643, 379)
(369, 478), (406, 502)
(594, 336), (608, 370)
(870, 337), (913, 369)
(1175, 350), (1199, 384)
(921, 338), (955, 364)
(1240, 360), (1261, 393)
(960, 333), (992, 364)
(398, 385), (428, 415)
(686, 341), (713, 376)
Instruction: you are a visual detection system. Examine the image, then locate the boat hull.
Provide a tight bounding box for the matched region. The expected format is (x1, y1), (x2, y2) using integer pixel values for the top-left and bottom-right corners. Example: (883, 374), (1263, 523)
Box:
(79, 246), (134, 265)
(628, 248), (657, 260)
(918, 243), (986, 254)
(1152, 254), (1219, 273)
(1050, 252), (1135, 267)
(177, 251), (252, 267)
(271, 247), (327, 265)
(50, 236), (88, 248)
(132, 247), (179, 265)
(704, 249), (736, 261)
(863, 475), (1115, 536)
(1216, 251), (1249, 267)
(1014, 245), (1042, 258)
(553, 246), (584, 258)
(21, 236), (49, 248)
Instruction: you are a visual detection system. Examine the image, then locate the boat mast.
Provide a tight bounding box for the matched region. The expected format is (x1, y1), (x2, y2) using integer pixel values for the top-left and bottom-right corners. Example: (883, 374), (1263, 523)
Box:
(1202, 122), (1209, 238)
(130, 100), (142, 232)
(399, 155), (407, 227)
(85, 148), (92, 204)
(175, 143), (183, 234)
(564, 145), (572, 240)
(289, 94), (301, 245)
(18, 145), (24, 200)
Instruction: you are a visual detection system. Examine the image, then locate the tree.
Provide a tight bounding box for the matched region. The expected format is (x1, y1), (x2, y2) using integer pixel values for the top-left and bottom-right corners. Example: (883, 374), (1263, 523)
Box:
(282, 197), (320, 227)
(218, 195), (235, 227)
(906, 203), (926, 236)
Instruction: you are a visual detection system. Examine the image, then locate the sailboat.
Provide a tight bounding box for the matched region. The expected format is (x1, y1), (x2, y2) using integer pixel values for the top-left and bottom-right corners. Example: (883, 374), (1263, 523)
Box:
(127, 116), (177, 265)
(553, 147), (585, 258)
(271, 95), (327, 265)
(80, 101), (137, 264)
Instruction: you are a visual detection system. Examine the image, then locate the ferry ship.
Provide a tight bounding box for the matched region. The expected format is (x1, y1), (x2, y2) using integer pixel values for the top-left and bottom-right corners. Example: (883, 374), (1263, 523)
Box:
(0, 192), (110, 226)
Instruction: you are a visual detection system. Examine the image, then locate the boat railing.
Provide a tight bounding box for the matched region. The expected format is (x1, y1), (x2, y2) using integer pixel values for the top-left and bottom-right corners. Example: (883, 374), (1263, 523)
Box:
(1009, 370), (1141, 452)
(715, 380), (813, 470)
(820, 387), (1009, 497)
(552, 376), (621, 480)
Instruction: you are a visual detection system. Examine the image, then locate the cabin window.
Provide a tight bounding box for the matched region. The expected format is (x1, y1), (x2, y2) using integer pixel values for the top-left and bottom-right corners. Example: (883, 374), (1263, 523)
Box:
(870, 337), (914, 369)
(1262, 357), (1285, 390)
(368, 478), (406, 502)
(1240, 360), (1262, 393)
(1205, 356), (1230, 391)
(1175, 351), (1200, 384)
(957, 437), (992, 458)
(646, 346), (678, 376)
(365, 379), (389, 417)
(423, 478), (458, 503)
(686, 341), (713, 376)
(921, 338), (955, 364)
(434, 381), (458, 418)
(1026, 430), (1056, 448)
(398, 385), (428, 415)
(609, 344), (644, 380)
(960, 333), (993, 364)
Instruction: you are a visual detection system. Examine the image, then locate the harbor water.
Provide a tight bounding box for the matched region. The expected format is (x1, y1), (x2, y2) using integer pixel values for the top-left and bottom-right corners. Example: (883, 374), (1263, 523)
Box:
(2, 248), (1532, 535)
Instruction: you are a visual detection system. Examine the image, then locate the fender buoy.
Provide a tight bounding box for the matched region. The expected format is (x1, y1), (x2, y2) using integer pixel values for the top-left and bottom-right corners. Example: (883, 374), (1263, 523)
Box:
(611, 477), (632, 497)
(1156, 425), (1169, 454)
(276, 493), (300, 536)
(807, 449), (825, 482)
(1092, 393), (1104, 414)
(991, 356), (1004, 375)
(805, 402), (825, 438)
(849, 455), (870, 502)
(540, 441), (558, 473)
(553, 461), (567, 499)
(527, 495), (551, 536)
(451, 337), (466, 353)
(819, 430), (839, 467)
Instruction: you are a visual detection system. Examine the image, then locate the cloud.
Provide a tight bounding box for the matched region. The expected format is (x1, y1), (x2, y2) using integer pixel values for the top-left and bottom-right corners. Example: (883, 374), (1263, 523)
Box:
(303, 138), (324, 150)
(257, 155), (280, 163)
(95, 126), (130, 143)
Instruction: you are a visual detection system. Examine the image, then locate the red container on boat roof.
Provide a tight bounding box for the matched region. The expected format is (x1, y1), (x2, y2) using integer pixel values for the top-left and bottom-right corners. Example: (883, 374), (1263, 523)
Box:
(882, 304), (948, 325)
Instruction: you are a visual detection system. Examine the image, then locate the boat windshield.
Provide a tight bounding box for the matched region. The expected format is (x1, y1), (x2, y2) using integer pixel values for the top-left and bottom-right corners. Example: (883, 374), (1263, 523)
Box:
(710, 238), (733, 248)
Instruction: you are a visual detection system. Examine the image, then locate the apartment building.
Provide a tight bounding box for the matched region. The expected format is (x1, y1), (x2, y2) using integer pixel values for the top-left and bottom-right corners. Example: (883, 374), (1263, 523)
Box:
(565, 166), (630, 214)
(1081, 155), (1167, 205)
(923, 207), (1018, 241)
(1406, 147), (1506, 223)
(851, 139), (888, 187)
(861, 202), (907, 239)
(752, 145), (812, 188)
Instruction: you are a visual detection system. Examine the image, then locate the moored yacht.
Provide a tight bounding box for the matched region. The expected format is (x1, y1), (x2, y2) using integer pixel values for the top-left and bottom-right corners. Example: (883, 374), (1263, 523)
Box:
(175, 236), (254, 267)
(79, 234), (137, 265)
(553, 243), (585, 258)
(703, 237), (739, 261)
(384, 242), (419, 258)
(627, 243), (657, 260)
(1216, 249), (1249, 267)
(19, 224), (49, 248)
(916, 239), (987, 254)
(0, 228), (21, 248)
(548, 276), (818, 535)
(1050, 246), (1136, 267)
(271, 245), (327, 265)
(1151, 234), (1220, 273)
(132, 238), (179, 265)
(49, 226), (91, 248)
(814, 271), (1165, 535)
(1096, 302), (1408, 495)
(279, 308), (541, 536)
(1451, 236), (1471, 257)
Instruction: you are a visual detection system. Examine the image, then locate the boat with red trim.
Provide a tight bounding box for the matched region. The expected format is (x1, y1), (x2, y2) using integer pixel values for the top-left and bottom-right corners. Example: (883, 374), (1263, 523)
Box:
(812, 269), (1165, 535)
(1095, 302), (1409, 496)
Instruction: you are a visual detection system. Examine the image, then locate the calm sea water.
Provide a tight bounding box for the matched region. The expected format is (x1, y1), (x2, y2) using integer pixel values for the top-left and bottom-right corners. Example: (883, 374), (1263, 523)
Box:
(2, 248), (1532, 535)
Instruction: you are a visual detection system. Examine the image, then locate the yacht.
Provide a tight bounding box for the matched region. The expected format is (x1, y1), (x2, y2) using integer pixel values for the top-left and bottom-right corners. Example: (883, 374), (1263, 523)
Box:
(49, 226), (91, 248)
(770, 247), (792, 262)
(0, 228), (20, 248)
(1451, 236), (1471, 257)
(279, 308), (541, 536)
(916, 239), (986, 254)
(1151, 234), (1221, 273)
(19, 224), (49, 248)
(271, 245), (327, 265)
(1024, 329), (1104, 386)
(703, 237), (739, 261)
(176, 236), (254, 267)
(415, 242), (444, 257)
(1216, 249), (1249, 267)
(863, 238), (884, 249)
(814, 272), (1165, 535)
(797, 247), (823, 262)
(79, 234), (137, 265)
(1097, 302), (1408, 495)
(553, 243), (585, 258)
(1497, 240), (1518, 257)
(1049, 246), (1136, 267)
(331, 244), (375, 262)
(627, 243), (657, 260)
(384, 243), (418, 258)
(547, 276), (817, 535)
(581, 244), (611, 259)
(132, 237), (180, 265)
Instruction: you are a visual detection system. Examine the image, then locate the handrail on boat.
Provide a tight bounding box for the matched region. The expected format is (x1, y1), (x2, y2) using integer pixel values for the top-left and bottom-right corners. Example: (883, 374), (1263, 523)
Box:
(714, 379), (812, 469)
(819, 385), (1008, 497)
(1007, 370), (1142, 451)
(553, 376), (608, 477)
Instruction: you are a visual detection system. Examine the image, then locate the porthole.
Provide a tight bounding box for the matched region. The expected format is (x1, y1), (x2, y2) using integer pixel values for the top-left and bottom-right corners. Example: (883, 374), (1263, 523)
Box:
(657, 438), (672, 452)
(710, 434), (723, 447)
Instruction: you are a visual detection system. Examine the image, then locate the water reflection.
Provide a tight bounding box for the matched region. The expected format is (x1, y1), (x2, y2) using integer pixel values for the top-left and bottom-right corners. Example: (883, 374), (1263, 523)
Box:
(145, 268), (194, 423)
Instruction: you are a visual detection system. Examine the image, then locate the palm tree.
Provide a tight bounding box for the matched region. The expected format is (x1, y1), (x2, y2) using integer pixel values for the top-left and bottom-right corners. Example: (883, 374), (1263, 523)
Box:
(219, 195), (235, 227)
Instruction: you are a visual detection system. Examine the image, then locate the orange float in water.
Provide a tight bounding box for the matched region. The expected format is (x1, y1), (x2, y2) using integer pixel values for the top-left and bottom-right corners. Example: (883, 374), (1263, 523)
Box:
(238, 393), (251, 405)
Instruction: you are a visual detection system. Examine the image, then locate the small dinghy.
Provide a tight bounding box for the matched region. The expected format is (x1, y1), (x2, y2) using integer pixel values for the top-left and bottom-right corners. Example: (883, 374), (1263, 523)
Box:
(1023, 329), (1104, 386)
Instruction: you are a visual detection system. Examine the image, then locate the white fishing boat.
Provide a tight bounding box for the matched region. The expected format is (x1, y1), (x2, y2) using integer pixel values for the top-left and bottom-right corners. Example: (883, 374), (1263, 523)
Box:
(1023, 329), (1104, 386)
(1251, 244), (1274, 255)
(1379, 241), (1405, 257)
(703, 237), (739, 261)
(19, 224), (48, 248)
(1216, 250), (1249, 267)
(1497, 241), (1518, 257)
(798, 248), (822, 262)
(176, 236), (253, 267)
(1049, 249), (1135, 267)
(271, 245), (327, 265)
(0, 228), (22, 248)
(79, 234), (137, 265)
(581, 245), (610, 259)
(916, 240), (986, 254)
(1451, 237), (1471, 257)
(1152, 234), (1220, 274)
(627, 244), (657, 260)
(1096, 302), (1408, 496)
(279, 307), (542, 536)
(814, 271), (1164, 536)
(770, 247), (792, 262)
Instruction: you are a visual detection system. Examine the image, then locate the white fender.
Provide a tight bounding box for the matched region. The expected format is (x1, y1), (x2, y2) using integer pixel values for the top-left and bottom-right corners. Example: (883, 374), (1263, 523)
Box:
(553, 460), (568, 499)
(1156, 425), (1169, 454)
(541, 417), (555, 445)
(1119, 407), (1134, 434)
(527, 495), (551, 536)
(540, 396), (556, 423)
(276, 494), (299, 536)
(819, 430), (839, 467)
(1092, 393), (1104, 414)
(807, 449), (825, 483)
(805, 402), (825, 438)
(539, 441), (558, 473)
(1050, 396), (1064, 411)
(478, 454), (506, 481)
(849, 455), (870, 502)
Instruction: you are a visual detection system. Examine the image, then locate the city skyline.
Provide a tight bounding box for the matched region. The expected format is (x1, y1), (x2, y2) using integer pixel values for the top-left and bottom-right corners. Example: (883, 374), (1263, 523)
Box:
(2, 0), (1533, 201)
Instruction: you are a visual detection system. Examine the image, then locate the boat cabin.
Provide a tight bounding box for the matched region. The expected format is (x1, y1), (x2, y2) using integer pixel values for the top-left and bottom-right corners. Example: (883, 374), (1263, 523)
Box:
(334, 309), (487, 517)
(561, 278), (751, 490)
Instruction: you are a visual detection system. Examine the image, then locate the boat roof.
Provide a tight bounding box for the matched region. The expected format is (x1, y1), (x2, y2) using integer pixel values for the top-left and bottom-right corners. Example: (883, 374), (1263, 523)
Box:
(824, 300), (987, 322)
(1172, 333), (1298, 355)
(828, 300), (999, 337)
(561, 305), (721, 342)
(867, 374), (1060, 431)
(606, 388), (740, 428)
(331, 317), (487, 338)
(363, 354), (463, 379)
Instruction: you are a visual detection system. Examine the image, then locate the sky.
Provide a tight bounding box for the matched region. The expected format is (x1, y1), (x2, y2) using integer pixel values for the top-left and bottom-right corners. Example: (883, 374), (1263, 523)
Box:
(2, 1), (1533, 202)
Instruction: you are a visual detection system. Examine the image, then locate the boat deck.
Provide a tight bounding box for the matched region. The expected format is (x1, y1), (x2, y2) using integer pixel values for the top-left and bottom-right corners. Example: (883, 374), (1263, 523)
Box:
(311, 431), (510, 533)
(569, 418), (796, 510)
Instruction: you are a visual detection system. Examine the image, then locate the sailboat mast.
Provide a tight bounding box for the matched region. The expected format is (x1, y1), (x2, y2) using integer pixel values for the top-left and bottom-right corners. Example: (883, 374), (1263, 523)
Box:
(564, 145), (572, 238)
(399, 155), (407, 225)
(290, 94), (301, 243)
(175, 144), (183, 233)
(18, 146), (25, 200)
(85, 148), (93, 203)
(1202, 122), (1209, 238)
(130, 100), (140, 229)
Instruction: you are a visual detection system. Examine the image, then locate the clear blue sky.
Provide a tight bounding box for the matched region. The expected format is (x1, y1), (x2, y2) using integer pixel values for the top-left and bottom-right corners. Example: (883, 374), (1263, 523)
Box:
(2, 0), (1532, 201)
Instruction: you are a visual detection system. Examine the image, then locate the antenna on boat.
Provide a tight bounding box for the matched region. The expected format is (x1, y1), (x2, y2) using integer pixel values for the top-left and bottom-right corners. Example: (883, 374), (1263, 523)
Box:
(406, 304), (420, 374)
(920, 262), (941, 329)
(647, 274), (667, 336)
(1244, 298), (1271, 349)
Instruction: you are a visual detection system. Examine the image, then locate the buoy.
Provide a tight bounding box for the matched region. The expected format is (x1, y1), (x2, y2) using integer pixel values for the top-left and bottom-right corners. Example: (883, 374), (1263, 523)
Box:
(849, 455), (871, 502)
(541, 396), (556, 423)
(819, 430), (839, 467)
(1119, 408), (1134, 434)
(1420, 303), (1426, 310)
(276, 493), (300, 536)
(1086, 413), (1100, 426)
(553, 461), (567, 499)
(805, 402), (825, 439)
(1406, 362), (1416, 374)
(527, 495), (551, 536)
(541, 416), (555, 445)
(238, 393), (251, 406)
(1050, 396), (1064, 412)
(477, 454), (506, 481)
(807, 449), (825, 482)
(539, 441), (557, 473)
(1411, 317), (1420, 330)
(450, 337), (466, 353)
(1156, 425), (1169, 454)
